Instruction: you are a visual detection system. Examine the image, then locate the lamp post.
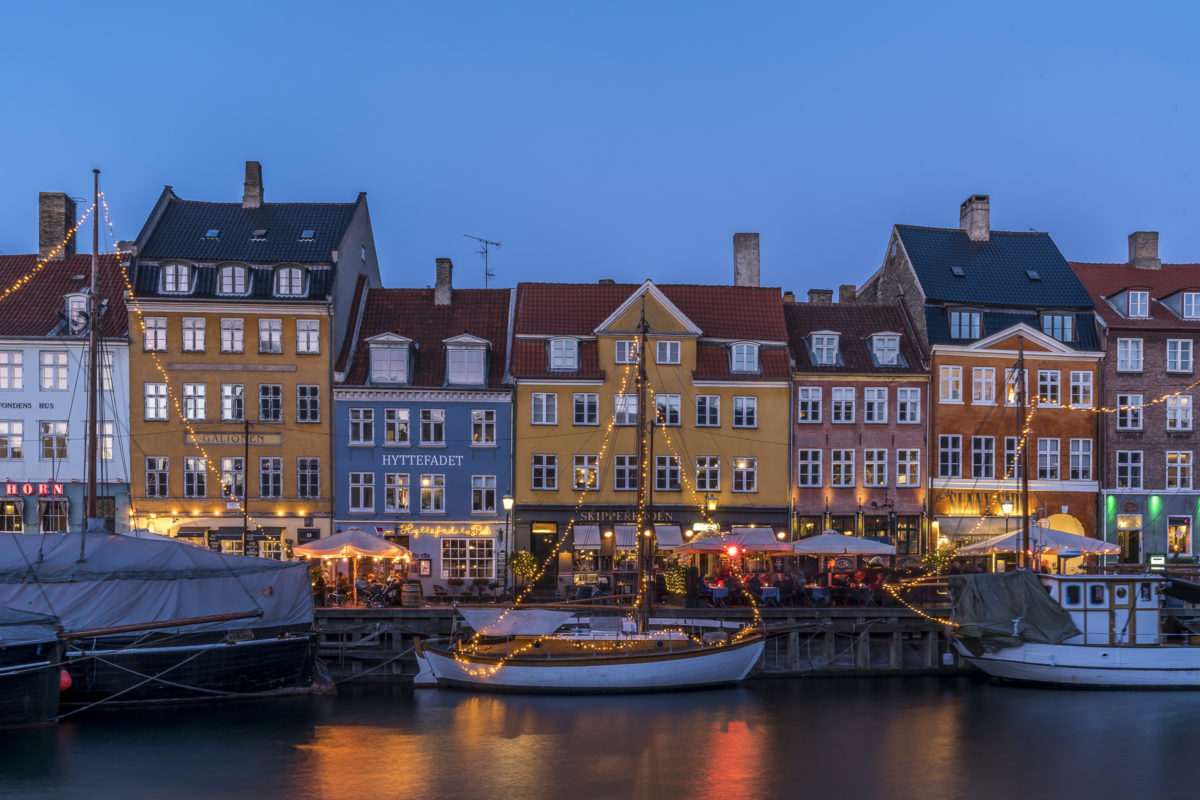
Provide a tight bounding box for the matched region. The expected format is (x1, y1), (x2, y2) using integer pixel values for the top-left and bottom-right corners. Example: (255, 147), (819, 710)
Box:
(1000, 501), (1014, 574)
(502, 490), (514, 598)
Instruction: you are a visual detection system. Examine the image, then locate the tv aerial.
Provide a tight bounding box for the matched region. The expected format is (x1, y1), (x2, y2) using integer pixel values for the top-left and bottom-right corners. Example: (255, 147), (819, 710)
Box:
(463, 234), (502, 288)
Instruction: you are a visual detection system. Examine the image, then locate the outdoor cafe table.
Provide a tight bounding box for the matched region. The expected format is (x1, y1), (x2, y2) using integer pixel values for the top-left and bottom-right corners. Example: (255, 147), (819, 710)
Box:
(710, 586), (730, 606)
(760, 586), (780, 606)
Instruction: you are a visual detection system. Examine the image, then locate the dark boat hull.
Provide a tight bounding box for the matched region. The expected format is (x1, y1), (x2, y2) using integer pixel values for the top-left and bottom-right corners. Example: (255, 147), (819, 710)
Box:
(0, 639), (63, 726)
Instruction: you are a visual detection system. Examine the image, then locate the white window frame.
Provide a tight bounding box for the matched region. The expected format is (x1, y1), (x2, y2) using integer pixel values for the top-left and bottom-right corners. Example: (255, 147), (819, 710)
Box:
(796, 450), (822, 487)
(1070, 371), (1093, 408)
(614, 394), (638, 426)
(897, 450), (920, 488)
(732, 396), (757, 428)
(656, 340), (680, 365)
(531, 393), (558, 425)
(656, 394), (682, 426)
(385, 473), (410, 513)
(732, 457), (757, 492)
(1117, 338), (1143, 372)
(471, 409), (495, 446)
(1038, 370), (1061, 406)
(531, 454), (557, 490)
(696, 395), (719, 427)
(1116, 450), (1143, 490)
(939, 365), (962, 403)
(1070, 439), (1092, 481)
(220, 318), (244, 353)
(472, 474), (497, 512)
(182, 383), (206, 420)
(614, 340), (638, 364)
(276, 266), (305, 296)
(181, 317), (205, 352)
(258, 319), (283, 354)
(385, 408), (410, 445)
(144, 317), (167, 351)
(1168, 395), (1193, 431)
(797, 387), (821, 423)
(972, 367), (995, 404)
(349, 472), (375, 512)
(420, 474), (446, 513)
(864, 387), (887, 423)
(573, 393), (598, 426)
(218, 265), (247, 295)
(831, 450), (854, 487)
(811, 334), (839, 366)
(420, 408), (446, 444)
(864, 449), (887, 487)
(1168, 451), (1193, 490)
(1038, 438), (1060, 481)
(549, 338), (578, 370)
(696, 456), (721, 491)
(1117, 394), (1143, 431)
(872, 334), (899, 366)
(144, 383), (168, 420)
(731, 342), (759, 373)
(897, 387), (921, 423)
(939, 435), (961, 478)
(1168, 339), (1194, 373)
(573, 456), (599, 491)
(831, 387), (855, 423)
(1128, 290), (1149, 318)
(972, 436), (995, 479)
(349, 408), (374, 445)
(296, 319), (321, 355)
(371, 346), (408, 383)
(448, 347), (486, 385)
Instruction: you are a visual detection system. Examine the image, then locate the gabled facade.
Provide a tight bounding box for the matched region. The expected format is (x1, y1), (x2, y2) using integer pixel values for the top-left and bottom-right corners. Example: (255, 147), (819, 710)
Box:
(125, 162), (381, 555)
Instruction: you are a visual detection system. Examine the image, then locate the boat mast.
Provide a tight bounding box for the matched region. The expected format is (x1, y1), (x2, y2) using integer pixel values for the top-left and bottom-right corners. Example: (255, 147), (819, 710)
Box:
(1018, 337), (1030, 569)
(83, 169), (100, 558)
(635, 302), (653, 630)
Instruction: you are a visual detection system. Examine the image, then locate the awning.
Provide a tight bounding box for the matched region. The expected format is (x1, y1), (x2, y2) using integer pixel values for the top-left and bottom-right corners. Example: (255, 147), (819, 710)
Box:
(176, 526), (207, 538)
(573, 525), (601, 549)
(614, 525), (637, 549)
(935, 516), (1014, 542)
(655, 525), (683, 550)
(214, 526), (244, 539)
(259, 526), (285, 539)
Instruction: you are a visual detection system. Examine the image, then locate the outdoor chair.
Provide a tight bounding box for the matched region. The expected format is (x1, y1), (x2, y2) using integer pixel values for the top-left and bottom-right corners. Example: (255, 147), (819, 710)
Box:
(432, 585), (449, 604)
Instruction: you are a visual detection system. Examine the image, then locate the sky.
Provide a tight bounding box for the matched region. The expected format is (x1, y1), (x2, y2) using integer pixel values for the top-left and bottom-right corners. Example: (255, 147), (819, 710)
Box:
(3, 1), (1200, 294)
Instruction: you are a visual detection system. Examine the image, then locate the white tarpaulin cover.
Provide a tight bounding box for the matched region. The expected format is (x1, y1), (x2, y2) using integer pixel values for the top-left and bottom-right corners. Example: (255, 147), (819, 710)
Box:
(0, 532), (313, 634)
(792, 532), (897, 556)
(458, 608), (576, 636)
(0, 607), (58, 646)
(955, 525), (1121, 556)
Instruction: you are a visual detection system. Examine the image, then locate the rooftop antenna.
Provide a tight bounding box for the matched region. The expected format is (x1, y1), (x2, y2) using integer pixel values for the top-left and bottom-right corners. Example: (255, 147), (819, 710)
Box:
(463, 234), (501, 288)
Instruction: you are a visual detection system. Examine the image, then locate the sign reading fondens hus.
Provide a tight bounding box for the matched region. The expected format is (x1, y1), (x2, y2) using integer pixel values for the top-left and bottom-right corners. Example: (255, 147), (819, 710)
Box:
(186, 432), (284, 447)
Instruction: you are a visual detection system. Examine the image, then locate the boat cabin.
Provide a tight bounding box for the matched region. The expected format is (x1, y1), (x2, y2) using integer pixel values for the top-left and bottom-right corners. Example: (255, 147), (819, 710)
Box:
(1039, 574), (1162, 646)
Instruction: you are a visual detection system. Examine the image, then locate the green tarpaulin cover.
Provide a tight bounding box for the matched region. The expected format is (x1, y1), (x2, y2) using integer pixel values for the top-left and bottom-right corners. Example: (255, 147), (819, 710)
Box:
(948, 571), (1081, 657)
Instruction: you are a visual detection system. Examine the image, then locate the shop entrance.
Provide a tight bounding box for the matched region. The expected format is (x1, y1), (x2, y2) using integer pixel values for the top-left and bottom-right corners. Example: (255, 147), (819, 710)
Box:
(530, 523), (559, 599)
(1118, 529), (1141, 564)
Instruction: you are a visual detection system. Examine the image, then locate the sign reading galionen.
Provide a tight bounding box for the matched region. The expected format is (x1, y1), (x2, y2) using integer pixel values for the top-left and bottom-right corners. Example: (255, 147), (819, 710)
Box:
(186, 432), (284, 446)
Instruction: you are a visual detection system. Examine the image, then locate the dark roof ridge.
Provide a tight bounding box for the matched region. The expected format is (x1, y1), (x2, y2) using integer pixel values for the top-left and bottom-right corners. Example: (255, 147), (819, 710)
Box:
(167, 198), (356, 208)
(895, 223), (1050, 237)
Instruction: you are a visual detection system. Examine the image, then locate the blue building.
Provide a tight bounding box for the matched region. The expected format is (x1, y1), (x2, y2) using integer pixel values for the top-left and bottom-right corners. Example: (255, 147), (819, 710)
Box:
(333, 259), (512, 592)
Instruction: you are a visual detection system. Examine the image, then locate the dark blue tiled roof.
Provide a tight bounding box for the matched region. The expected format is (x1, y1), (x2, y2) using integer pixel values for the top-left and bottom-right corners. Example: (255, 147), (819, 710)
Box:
(133, 262), (334, 301)
(139, 199), (357, 263)
(924, 307), (1099, 351)
(897, 225), (1094, 309)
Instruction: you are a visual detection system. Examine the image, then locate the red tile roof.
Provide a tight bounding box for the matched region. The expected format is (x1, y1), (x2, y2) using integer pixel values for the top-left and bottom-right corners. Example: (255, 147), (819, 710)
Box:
(693, 344), (792, 381)
(0, 254), (128, 337)
(784, 302), (926, 374)
(334, 273), (369, 374)
(1070, 262), (1200, 330)
(340, 288), (511, 388)
(510, 340), (604, 379)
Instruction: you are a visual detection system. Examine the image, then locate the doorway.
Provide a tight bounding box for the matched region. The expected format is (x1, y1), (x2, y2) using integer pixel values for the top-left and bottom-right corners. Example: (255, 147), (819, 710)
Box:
(529, 523), (559, 600)
(1118, 529), (1141, 564)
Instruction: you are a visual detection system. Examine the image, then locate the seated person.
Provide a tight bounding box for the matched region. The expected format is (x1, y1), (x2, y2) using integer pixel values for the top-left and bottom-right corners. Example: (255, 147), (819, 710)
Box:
(746, 573), (763, 597)
(697, 574), (713, 597)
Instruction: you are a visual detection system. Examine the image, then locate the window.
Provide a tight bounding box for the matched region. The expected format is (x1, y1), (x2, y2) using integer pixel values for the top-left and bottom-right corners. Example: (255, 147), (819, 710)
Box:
(731, 343), (759, 373)
(297, 385), (320, 423)
(276, 267), (304, 296)
(221, 319), (244, 353)
(972, 367), (995, 404)
(574, 456), (599, 491)
(1116, 451), (1143, 489)
(696, 456), (720, 491)
(371, 346), (408, 383)
(732, 396), (757, 428)
(385, 473), (410, 513)
(40, 501), (67, 534)
(161, 263), (191, 293)
(349, 408), (374, 444)
(1185, 292), (1200, 320)
(183, 383), (206, 420)
(184, 457), (207, 498)
(1168, 339), (1194, 373)
(896, 450), (920, 487)
(939, 366), (962, 403)
(949, 310), (981, 339)
(1037, 439), (1060, 480)
(872, 335), (899, 366)
(259, 384), (282, 422)
(796, 450), (822, 487)
(258, 319), (283, 353)
(220, 457), (244, 499)
(98, 351), (114, 393)
(472, 409), (495, 445)
(1070, 439), (1092, 481)
(614, 455), (637, 491)
(219, 265), (247, 294)
(420, 474), (446, 512)
(258, 457), (282, 499)
(655, 394), (681, 426)
(39, 351), (67, 391)
(221, 384), (244, 421)
(1128, 290), (1149, 318)
(696, 395), (719, 427)
(1117, 394), (1143, 430)
(614, 340), (639, 364)
(296, 320), (321, 355)
(146, 457), (168, 498)
(144, 317), (167, 351)
(1117, 338), (1143, 371)
(448, 347), (486, 384)
(349, 473), (374, 512)
(831, 450), (854, 487)
(573, 393), (598, 425)
(864, 388), (887, 423)
(472, 475), (497, 512)
(0, 352), (22, 391)
(1004, 437), (1023, 480)
(297, 458), (321, 499)
(531, 393), (557, 425)
(1042, 314), (1074, 342)
(144, 383), (168, 420)
(797, 387), (821, 423)
(532, 455), (557, 490)
(420, 409), (446, 444)
(1169, 395), (1193, 431)
(385, 408), (410, 445)
(98, 422), (113, 461)
(972, 436), (995, 479)
(864, 450), (887, 487)
(1038, 370), (1060, 405)
(1004, 369), (1028, 406)
(614, 394), (637, 426)
(441, 538), (495, 580)
(549, 339), (578, 370)
(832, 387), (855, 423)
(811, 334), (839, 365)
(655, 455), (681, 491)
(897, 388), (921, 423)
(0, 422), (22, 458)
(1168, 451), (1193, 490)
(939, 435), (961, 478)
(656, 340), (680, 364)
(1070, 372), (1093, 407)
(732, 457), (757, 492)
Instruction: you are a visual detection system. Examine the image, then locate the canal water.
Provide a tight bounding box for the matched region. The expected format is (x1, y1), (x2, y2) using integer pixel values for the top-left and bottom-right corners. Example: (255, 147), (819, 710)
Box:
(2, 677), (1197, 799)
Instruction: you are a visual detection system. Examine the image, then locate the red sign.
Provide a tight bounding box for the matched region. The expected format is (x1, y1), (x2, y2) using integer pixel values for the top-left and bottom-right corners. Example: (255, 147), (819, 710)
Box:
(5, 483), (64, 496)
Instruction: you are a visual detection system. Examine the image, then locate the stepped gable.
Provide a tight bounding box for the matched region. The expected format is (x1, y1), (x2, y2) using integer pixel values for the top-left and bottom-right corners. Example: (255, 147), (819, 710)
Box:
(0, 253), (128, 338)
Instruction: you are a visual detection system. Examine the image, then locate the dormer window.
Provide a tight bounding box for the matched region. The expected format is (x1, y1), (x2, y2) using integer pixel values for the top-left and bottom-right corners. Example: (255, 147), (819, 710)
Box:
(730, 342), (759, 373)
(369, 339), (411, 384)
(161, 263), (191, 293)
(65, 293), (87, 334)
(219, 265), (247, 295)
(1185, 292), (1200, 319)
(549, 338), (578, 371)
(870, 333), (900, 366)
(948, 309), (981, 340)
(810, 333), (840, 366)
(276, 267), (305, 296)
(447, 347), (486, 385)
(1041, 314), (1074, 342)
(1129, 290), (1150, 318)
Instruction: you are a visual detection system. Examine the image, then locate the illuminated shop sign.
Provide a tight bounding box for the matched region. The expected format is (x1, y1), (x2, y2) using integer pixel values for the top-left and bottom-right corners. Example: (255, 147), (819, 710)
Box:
(5, 482), (64, 496)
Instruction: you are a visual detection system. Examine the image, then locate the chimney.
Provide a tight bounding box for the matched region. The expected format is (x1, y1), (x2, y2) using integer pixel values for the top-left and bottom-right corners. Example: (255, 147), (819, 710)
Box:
(807, 289), (833, 304)
(39, 192), (77, 260)
(959, 194), (990, 242)
(1128, 231), (1161, 270)
(838, 284), (857, 304)
(782, 290), (795, 303)
(733, 233), (760, 287)
(242, 161), (263, 209)
(435, 258), (453, 305)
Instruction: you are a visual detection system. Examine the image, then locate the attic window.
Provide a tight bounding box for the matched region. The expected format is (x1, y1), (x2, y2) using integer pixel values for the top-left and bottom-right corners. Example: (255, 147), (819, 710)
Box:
(1026, 269), (1041, 281)
(951, 266), (965, 278)
(204, 229), (220, 239)
(251, 229), (267, 241)
(300, 229), (315, 241)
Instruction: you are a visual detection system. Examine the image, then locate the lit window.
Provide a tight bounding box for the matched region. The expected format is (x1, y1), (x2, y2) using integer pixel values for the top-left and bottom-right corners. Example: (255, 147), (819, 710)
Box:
(420, 474), (446, 513)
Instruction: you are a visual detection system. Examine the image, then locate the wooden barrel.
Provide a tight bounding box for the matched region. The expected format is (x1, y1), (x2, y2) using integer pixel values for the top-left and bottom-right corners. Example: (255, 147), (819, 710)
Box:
(401, 583), (423, 608)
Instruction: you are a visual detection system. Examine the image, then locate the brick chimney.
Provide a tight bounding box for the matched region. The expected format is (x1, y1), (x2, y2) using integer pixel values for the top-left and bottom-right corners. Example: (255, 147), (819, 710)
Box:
(733, 233), (760, 287)
(807, 289), (833, 304)
(838, 284), (856, 304)
(959, 194), (990, 242)
(1128, 231), (1161, 270)
(39, 193), (77, 260)
(435, 258), (453, 305)
(242, 161), (263, 209)
(782, 290), (795, 303)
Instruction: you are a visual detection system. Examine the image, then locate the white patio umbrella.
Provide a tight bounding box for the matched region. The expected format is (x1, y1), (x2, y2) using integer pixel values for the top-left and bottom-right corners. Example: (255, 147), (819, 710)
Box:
(956, 524), (1120, 556)
(294, 528), (412, 603)
(792, 531), (897, 556)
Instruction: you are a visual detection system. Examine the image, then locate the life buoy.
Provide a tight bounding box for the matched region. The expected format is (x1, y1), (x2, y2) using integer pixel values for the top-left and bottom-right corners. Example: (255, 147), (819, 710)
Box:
(59, 669), (72, 692)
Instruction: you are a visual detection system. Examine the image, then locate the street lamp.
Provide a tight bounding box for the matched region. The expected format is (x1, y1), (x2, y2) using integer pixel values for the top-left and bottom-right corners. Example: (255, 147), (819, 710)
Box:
(502, 491), (514, 597)
(706, 494), (718, 513)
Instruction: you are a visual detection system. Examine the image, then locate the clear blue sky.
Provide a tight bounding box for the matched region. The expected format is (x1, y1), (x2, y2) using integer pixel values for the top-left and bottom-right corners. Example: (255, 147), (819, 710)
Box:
(3, 1), (1199, 293)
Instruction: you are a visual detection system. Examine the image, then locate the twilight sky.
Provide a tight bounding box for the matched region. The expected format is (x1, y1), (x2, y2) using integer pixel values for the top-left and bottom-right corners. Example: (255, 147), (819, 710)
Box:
(3, 1), (1199, 294)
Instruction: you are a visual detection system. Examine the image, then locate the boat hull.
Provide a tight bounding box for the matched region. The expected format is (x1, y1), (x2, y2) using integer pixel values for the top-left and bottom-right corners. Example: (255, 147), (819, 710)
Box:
(0, 639), (63, 726)
(954, 639), (1200, 688)
(415, 634), (765, 693)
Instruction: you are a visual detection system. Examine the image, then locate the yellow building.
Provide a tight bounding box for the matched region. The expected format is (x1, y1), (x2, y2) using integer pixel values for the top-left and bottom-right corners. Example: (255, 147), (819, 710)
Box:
(511, 277), (791, 596)
(124, 162), (379, 554)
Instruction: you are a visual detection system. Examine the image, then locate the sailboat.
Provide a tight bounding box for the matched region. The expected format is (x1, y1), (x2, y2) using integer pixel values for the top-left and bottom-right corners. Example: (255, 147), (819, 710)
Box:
(413, 310), (765, 691)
